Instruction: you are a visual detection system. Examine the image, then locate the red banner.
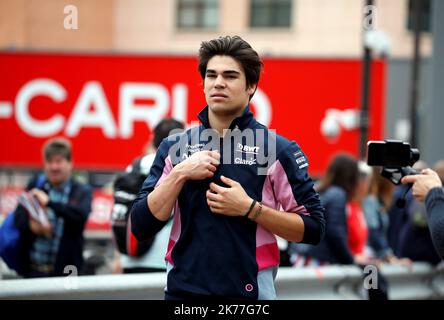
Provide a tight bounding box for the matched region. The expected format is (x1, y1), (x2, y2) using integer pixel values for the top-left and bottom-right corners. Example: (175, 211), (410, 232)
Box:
(0, 52), (385, 175)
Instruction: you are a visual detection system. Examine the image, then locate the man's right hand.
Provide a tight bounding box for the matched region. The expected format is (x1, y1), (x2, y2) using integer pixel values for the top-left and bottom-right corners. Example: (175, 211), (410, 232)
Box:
(146, 150), (221, 223)
(175, 150), (220, 180)
(29, 218), (52, 238)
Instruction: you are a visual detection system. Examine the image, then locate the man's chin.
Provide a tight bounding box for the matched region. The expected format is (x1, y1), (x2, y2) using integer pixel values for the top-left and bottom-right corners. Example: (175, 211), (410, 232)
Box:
(209, 104), (241, 117)
(47, 175), (64, 186)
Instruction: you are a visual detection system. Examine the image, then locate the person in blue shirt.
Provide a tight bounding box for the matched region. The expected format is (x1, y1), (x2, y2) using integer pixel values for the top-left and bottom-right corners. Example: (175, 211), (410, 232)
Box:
(129, 35), (325, 300)
(14, 138), (92, 277)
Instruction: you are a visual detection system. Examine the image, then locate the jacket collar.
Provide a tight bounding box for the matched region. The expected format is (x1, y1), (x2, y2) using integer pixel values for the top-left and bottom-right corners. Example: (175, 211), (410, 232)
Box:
(197, 105), (254, 131)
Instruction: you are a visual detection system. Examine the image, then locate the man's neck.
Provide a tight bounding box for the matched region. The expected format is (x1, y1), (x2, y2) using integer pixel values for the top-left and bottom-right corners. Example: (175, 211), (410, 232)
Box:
(208, 107), (245, 136)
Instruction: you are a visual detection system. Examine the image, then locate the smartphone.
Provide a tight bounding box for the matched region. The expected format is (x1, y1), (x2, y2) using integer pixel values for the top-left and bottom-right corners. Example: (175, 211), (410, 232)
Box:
(367, 140), (412, 167)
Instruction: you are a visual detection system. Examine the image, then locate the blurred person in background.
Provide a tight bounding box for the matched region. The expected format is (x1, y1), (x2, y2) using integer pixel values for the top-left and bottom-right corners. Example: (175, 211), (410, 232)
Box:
(388, 161), (426, 255)
(388, 160), (441, 265)
(305, 154), (388, 299)
(13, 138), (92, 278)
(305, 154), (364, 266)
(363, 167), (411, 265)
(347, 161), (371, 264)
(433, 160), (444, 183)
(112, 118), (184, 274)
(402, 166), (444, 260)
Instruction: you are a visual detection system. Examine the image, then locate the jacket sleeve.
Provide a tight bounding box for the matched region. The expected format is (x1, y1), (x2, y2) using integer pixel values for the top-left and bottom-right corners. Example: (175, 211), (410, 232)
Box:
(14, 204), (31, 233)
(425, 187), (444, 259)
(130, 139), (173, 241)
(323, 187), (355, 264)
(14, 174), (41, 232)
(48, 183), (92, 227)
(271, 142), (325, 245)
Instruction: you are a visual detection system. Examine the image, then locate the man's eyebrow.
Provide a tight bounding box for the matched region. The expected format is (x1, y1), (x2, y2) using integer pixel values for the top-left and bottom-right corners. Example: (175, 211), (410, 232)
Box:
(224, 70), (240, 75)
(206, 69), (241, 75)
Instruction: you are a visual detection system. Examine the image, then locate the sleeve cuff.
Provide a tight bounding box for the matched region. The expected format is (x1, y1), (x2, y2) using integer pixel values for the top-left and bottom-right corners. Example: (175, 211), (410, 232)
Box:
(299, 214), (323, 245)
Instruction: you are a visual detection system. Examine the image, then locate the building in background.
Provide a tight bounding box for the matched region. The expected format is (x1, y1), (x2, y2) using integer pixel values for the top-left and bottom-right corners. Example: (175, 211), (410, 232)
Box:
(0, 0), (432, 57)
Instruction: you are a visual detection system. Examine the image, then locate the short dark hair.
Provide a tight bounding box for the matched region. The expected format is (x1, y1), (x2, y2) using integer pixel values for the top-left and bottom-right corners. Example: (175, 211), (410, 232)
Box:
(43, 137), (72, 161)
(153, 118), (184, 149)
(198, 36), (263, 90)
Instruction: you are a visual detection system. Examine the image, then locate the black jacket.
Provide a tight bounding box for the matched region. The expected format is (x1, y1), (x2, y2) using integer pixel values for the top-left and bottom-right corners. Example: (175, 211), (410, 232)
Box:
(389, 185), (441, 264)
(14, 174), (92, 276)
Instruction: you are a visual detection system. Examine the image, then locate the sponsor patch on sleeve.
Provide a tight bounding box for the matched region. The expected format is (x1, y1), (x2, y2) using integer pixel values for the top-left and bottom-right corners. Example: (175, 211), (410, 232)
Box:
(293, 152), (308, 169)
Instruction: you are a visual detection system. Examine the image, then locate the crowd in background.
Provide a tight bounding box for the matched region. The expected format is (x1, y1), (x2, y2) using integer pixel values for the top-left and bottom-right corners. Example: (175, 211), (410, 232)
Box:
(288, 155), (444, 269)
(1, 137), (443, 285)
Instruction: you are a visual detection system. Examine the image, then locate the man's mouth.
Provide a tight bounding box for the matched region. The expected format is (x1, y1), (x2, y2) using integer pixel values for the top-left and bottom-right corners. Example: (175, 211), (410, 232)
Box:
(211, 93), (228, 98)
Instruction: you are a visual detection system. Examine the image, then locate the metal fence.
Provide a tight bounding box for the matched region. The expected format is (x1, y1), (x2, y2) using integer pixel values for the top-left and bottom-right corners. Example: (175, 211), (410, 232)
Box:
(1, 262), (443, 300)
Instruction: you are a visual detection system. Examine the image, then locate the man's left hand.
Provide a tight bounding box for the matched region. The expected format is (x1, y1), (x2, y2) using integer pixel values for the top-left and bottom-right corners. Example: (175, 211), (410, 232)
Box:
(401, 168), (442, 202)
(206, 176), (252, 217)
(30, 188), (49, 208)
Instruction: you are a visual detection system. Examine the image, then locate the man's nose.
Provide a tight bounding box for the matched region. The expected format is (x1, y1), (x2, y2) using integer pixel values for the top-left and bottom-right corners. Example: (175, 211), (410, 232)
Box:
(48, 163), (60, 171)
(214, 75), (226, 88)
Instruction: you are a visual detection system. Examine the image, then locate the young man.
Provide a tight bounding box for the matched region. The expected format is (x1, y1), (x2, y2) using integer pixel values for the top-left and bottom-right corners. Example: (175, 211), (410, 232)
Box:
(130, 36), (325, 299)
(14, 138), (92, 277)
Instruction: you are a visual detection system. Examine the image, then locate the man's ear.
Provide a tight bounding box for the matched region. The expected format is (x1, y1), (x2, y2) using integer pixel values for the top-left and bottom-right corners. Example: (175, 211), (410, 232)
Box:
(247, 84), (257, 95)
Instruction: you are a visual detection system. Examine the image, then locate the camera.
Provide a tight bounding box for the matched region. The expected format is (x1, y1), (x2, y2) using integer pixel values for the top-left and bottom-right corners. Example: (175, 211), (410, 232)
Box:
(366, 140), (420, 185)
(367, 140), (420, 168)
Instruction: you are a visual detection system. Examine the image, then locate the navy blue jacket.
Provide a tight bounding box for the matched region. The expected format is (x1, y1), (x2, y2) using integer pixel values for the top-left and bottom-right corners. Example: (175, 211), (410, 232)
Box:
(130, 105), (325, 299)
(389, 185), (441, 264)
(306, 186), (354, 265)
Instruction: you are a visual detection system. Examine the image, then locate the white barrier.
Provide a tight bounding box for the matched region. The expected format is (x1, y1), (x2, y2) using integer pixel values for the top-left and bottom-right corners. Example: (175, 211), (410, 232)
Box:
(0, 263), (443, 300)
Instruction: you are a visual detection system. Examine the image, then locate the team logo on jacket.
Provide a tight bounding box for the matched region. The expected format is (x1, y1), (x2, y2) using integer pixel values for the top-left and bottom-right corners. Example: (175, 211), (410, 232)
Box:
(234, 143), (259, 165)
(181, 143), (205, 160)
(185, 143), (205, 154)
(236, 143), (260, 155)
(234, 157), (257, 165)
(293, 151), (308, 169)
